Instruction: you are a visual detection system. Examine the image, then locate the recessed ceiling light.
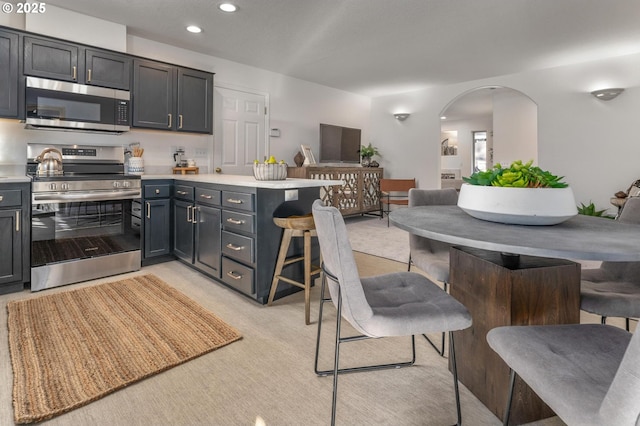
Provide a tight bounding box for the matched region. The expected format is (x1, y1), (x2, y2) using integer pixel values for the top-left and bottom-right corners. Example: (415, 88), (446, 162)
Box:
(440, 116), (447, 120)
(219, 3), (237, 12)
(186, 25), (202, 33)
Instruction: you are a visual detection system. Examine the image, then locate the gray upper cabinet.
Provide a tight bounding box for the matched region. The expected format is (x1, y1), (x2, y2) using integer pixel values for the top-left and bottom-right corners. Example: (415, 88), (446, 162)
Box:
(24, 36), (80, 82)
(132, 59), (175, 130)
(133, 58), (213, 134)
(84, 48), (131, 90)
(24, 35), (131, 90)
(0, 29), (20, 118)
(177, 68), (213, 133)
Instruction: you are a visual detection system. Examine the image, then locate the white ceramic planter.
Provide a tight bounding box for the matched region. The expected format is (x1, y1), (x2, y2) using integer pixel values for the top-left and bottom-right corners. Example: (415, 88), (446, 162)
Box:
(457, 183), (577, 225)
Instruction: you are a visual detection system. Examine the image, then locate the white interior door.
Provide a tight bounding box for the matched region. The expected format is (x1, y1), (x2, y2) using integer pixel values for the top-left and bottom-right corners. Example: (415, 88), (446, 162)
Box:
(213, 86), (267, 175)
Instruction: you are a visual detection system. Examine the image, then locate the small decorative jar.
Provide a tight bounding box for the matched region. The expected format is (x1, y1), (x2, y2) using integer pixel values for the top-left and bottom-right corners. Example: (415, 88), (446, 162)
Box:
(128, 157), (144, 175)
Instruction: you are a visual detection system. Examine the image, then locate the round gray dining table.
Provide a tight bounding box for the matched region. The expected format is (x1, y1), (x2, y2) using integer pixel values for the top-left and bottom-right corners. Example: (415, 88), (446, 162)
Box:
(389, 205), (640, 262)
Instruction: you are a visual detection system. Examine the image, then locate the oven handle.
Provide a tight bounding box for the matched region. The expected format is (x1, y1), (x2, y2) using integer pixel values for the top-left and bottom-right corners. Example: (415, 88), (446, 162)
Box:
(33, 190), (141, 203)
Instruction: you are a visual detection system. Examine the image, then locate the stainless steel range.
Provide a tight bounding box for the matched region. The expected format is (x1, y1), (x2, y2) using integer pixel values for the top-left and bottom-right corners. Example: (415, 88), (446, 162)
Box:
(27, 144), (141, 291)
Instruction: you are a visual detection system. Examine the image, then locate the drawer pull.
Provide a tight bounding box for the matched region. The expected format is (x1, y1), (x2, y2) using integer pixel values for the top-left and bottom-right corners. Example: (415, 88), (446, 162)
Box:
(155, 189), (160, 194)
(0, 195), (3, 201)
(226, 271), (243, 280)
(200, 194), (213, 199)
(226, 218), (245, 225)
(226, 243), (245, 251)
(226, 198), (244, 204)
(177, 190), (187, 195)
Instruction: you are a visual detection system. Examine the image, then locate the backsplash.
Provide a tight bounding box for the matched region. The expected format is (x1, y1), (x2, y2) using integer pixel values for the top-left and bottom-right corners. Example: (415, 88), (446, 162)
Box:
(0, 119), (212, 175)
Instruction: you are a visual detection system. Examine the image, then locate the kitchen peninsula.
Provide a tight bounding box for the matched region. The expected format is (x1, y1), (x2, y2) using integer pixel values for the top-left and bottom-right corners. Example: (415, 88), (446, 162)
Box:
(138, 174), (342, 304)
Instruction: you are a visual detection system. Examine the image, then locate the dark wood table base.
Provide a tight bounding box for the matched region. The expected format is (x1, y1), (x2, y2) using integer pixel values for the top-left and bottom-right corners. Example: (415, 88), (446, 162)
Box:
(449, 246), (581, 425)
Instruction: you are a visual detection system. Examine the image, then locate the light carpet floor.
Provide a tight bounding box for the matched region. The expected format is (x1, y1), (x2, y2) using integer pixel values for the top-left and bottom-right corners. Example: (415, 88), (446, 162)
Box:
(0, 257), (622, 425)
(345, 215), (410, 263)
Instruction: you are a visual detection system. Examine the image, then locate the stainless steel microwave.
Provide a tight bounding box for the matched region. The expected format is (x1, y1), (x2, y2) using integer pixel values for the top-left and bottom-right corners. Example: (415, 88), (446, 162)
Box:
(25, 77), (130, 133)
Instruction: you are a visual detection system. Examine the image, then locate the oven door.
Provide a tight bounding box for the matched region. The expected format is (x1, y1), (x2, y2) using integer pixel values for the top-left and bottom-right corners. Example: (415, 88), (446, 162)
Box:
(31, 193), (141, 291)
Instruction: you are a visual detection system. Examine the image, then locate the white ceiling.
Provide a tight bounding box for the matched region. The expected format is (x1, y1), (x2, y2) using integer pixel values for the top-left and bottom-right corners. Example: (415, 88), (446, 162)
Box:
(45, 0), (640, 98)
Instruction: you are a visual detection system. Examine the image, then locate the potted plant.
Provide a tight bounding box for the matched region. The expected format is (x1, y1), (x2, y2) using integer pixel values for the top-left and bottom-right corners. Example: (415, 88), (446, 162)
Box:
(360, 143), (380, 167)
(458, 160), (577, 225)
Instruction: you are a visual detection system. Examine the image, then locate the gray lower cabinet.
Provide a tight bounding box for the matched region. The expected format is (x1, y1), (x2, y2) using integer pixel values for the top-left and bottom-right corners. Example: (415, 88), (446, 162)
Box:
(156, 179), (321, 304)
(142, 181), (172, 260)
(173, 183), (221, 278)
(0, 183), (30, 294)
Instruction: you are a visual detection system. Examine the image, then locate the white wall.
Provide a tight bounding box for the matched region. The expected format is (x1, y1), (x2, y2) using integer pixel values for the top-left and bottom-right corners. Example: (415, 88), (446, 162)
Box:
(371, 52), (640, 214)
(0, 9), (371, 175)
(492, 91), (537, 166)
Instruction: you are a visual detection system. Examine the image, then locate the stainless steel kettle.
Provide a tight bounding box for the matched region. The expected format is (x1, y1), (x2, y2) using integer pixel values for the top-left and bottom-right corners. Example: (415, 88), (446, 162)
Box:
(35, 148), (64, 176)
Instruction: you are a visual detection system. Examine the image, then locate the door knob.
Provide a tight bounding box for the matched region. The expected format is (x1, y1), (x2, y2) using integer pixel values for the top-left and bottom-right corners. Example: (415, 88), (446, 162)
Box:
(215, 167), (222, 173)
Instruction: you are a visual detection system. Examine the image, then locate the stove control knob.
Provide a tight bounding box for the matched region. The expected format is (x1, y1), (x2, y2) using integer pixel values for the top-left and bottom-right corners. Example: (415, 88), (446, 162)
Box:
(61, 183), (69, 191)
(122, 181), (131, 188)
(49, 183), (57, 191)
(113, 181), (121, 188)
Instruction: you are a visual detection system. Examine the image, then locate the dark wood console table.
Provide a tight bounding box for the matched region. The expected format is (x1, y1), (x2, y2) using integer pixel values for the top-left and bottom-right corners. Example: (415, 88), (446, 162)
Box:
(287, 166), (383, 216)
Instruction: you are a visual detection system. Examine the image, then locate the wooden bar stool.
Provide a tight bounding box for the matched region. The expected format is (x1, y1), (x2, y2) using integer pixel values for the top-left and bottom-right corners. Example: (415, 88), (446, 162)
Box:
(268, 214), (321, 324)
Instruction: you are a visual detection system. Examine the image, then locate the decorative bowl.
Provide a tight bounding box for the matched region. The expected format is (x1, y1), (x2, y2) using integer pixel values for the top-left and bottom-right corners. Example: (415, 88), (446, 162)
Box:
(457, 183), (577, 225)
(253, 163), (287, 180)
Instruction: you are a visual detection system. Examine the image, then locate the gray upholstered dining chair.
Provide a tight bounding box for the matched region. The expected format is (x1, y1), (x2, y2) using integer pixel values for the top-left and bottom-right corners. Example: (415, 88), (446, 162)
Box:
(487, 323), (640, 426)
(581, 196), (640, 331)
(311, 200), (472, 426)
(407, 187), (459, 355)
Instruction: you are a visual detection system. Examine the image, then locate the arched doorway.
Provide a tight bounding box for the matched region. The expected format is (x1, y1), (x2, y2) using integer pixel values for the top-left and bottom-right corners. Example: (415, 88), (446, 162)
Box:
(439, 86), (538, 188)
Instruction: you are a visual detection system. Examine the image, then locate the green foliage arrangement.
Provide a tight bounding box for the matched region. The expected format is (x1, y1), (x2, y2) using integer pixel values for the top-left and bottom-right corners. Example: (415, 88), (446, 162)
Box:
(577, 202), (615, 219)
(360, 143), (380, 158)
(463, 160), (568, 188)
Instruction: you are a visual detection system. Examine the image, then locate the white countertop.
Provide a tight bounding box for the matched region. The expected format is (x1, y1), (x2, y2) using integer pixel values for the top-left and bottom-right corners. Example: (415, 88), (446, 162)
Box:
(0, 176), (31, 183)
(140, 173), (343, 189)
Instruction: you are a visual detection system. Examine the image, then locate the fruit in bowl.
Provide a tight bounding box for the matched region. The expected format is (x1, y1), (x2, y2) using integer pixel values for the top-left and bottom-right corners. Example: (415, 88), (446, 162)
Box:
(253, 156), (287, 180)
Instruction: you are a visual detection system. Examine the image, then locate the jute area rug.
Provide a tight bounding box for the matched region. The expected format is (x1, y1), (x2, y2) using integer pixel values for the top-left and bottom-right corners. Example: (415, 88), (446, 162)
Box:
(7, 274), (242, 424)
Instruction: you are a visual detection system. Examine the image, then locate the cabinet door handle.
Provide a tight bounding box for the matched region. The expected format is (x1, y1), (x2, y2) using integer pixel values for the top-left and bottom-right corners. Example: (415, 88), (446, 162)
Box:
(72, 65), (77, 80)
(0, 195), (4, 202)
(15, 211), (19, 232)
(168, 113), (172, 128)
(187, 205), (192, 223)
(146, 202), (151, 219)
(177, 190), (187, 195)
(179, 114), (183, 129)
(226, 271), (243, 280)
(192, 206), (198, 223)
(226, 243), (245, 251)
(226, 218), (245, 225)
(87, 68), (92, 82)
(226, 198), (243, 204)
(200, 194), (213, 199)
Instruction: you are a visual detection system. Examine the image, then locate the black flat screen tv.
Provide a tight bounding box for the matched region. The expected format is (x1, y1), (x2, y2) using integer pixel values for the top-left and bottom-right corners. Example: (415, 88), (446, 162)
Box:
(319, 123), (361, 163)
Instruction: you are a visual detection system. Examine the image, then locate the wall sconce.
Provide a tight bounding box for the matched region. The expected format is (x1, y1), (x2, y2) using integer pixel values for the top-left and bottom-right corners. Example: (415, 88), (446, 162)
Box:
(591, 88), (624, 101)
(394, 113), (410, 121)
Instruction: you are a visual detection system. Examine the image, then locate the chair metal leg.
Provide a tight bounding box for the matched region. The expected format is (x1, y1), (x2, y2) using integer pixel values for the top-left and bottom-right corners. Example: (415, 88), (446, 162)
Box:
(331, 285), (343, 426)
(626, 318), (630, 331)
(315, 264), (416, 376)
(503, 369), (516, 426)
(449, 331), (463, 426)
(422, 281), (449, 357)
(601, 316), (607, 325)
